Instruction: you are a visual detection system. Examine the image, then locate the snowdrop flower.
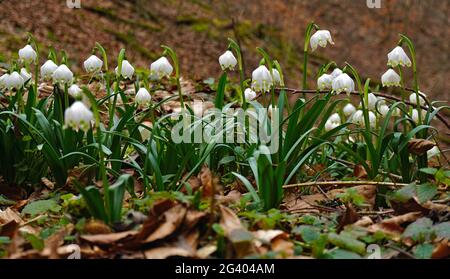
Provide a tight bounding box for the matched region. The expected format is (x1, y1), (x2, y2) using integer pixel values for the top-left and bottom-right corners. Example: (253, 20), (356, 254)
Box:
(20, 68), (32, 82)
(367, 93), (378, 110)
(218, 50), (237, 71)
(324, 113), (341, 131)
(135, 88), (151, 106)
(427, 146), (439, 159)
(387, 46), (411, 68)
(409, 92), (426, 105)
(41, 60), (58, 80)
(115, 60), (135, 79)
(68, 84), (82, 99)
(343, 103), (356, 117)
(331, 68), (342, 79)
(381, 69), (401, 87)
(150, 57), (173, 79)
(0, 73), (10, 89)
(332, 73), (354, 95)
(411, 109), (426, 123)
(18, 45), (37, 64)
(272, 69), (282, 85)
(317, 74), (333, 90)
(6, 72), (24, 90)
(52, 64), (73, 85)
(83, 55), (103, 73)
(251, 65), (273, 92)
(64, 101), (94, 132)
(244, 88), (257, 101)
(310, 30), (334, 51)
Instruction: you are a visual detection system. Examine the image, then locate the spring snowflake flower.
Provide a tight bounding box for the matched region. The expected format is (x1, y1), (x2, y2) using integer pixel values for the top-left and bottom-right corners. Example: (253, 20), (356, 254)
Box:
(331, 68), (342, 79)
(135, 88), (152, 106)
(379, 104), (390, 117)
(427, 146), (439, 159)
(367, 93), (379, 110)
(251, 65), (273, 93)
(325, 113), (341, 132)
(343, 103), (356, 117)
(387, 46), (411, 68)
(272, 69), (282, 86)
(409, 92), (426, 105)
(244, 88), (257, 101)
(268, 104), (277, 118)
(381, 69), (401, 87)
(0, 73), (10, 89)
(310, 30), (334, 51)
(115, 60), (135, 79)
(52, 64), (73, 85)
(317, 74), (333, 90)
(352, 110), (376, 127)
(411, 108), (426, 123)
(218, 50), (237, 71)
(68, 84), (82, 99)
(150, 57), (173, 79)
(64, 101), (94, 132)
(20, 68), (32, 82)
(332, 73), (354, 96)
(6, 72), (25, 90)
(41, 60), (58, 80)
(18, 45), (37, 64)
(83, 55), (103, 73)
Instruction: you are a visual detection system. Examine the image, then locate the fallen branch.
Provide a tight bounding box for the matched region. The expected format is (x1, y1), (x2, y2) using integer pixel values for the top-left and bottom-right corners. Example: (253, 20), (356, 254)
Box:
(283, 180), (409, 189)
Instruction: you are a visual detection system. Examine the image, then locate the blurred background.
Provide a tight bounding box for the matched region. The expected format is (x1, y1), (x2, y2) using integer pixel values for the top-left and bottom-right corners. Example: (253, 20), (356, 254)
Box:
(0, 0), (448, 139)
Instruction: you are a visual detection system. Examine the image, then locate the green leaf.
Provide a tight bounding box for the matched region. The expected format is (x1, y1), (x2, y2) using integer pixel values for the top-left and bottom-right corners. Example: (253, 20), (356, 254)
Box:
(413, 243), (433, 259)
(416, 183), (437, 203)
(419, 168), (437, 175)
(293, 225), (320, 244)
(402, 217), (433, 241)
(214, 72), (227, 109)
(0, 195), (15, 206)
(327, 232), (366, 255)
(23, 234), (44, 251)
(433, 222), (450, 239)
(328, 249), (362, 259)
(22, 199), (61, 217)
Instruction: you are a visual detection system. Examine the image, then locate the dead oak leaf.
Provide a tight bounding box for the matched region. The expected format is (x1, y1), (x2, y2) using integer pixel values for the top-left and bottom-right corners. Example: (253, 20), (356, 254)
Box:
(80, 230), (138, 245)
(143, 204), (187, 243)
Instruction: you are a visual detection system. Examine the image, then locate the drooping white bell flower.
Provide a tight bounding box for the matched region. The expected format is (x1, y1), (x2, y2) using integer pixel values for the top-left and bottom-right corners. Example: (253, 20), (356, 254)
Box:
(368, 111), (377, 127)
(352, 110), (376, 127)
(331, 68), (342, 79)
(83, 55), (103, 73)
(6, 72), (24, 90)
(20, 68), (32, 82)
(218, 50), (237, 71)
(0, 73), (10, 89)
(251, 65), (273, 92)
(272, 69), (282, 86)
(332, 73), (354, 95)
(41, 60), (58, 80)
(244, 88), (257, 101)
(409, 92), (426, 105)
(427, 146), (439, 159)
(68, 84), (82, 99)
(267, 104), (277, 119)
(387, 46), (411, 68)
(317, 73), (333, 90)
(324, 113), (341, 132)
(150, 57), (173, 80)
(310, 30), (334, 51)
(64, 101), (94, 132)
(379, 104), (390, 117)
(367, 93), (378, 110)
(411, 108), (426, 123)
(18, 45), (37, 64)
(381, 69), (401, 87)
(115, 60), (135, 79)
(52, 64), (73, 85)
(343, 103), (356, 117)
(135, 88), (152, 106)
(391, 107), (401, 117)
(329, 113), (341, 124)
(138, 121), (153, 142)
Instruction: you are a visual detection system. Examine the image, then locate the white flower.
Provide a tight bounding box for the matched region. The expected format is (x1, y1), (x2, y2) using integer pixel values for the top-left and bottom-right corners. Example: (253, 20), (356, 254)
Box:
(391, 107), (401, 117)
(379, 104), (390, 117)
(244, 88), (257, 101)
(329, 113), (341, 123)
(427, 146), (439, 159)
(387, 46), (411, 68)
(0, 73), (10, 89)
(317, 74), (333, 90)
(68, 84), (82, 99)
(324, 113), (341, 132)
(52, 64), (73, 85)
(409, 92), (426, 105)
(272, 69), (282, 85)
(83, 55), (103, 73)
(310, 30), (334, 51)
(6, 72), (24, 90)
(411, 109), (426, 123)
(381, 69), (401, 87)
(64, 101), (94, 132)
(138, 121), (153, 142)
(268, 104), (277, 118)
(20, 68), (32, 82)
(115, 60), (135, 79)
(368, 111), (377, 127)
(332, 73), (354, 95)
(18, 45), (37, 64)
(352, 110), (376, 127)
(331, 68), (343, 79)
(150, 57), (173, 79)
(135, 88), (152, 106)
(367, 93), (378, 110)
(218, 50), (237, 71)
(343, 103), (356, 117)
(41, 60), (58, 80)
(251, 65), (273, 92)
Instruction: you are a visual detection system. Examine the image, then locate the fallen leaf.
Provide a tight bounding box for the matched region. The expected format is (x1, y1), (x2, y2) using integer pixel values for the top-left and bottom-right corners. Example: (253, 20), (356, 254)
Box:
(368, 212), (422, 241)
(219, 206), (255, 257)
(407, 139), (435, 155)
(80, 230), (138, 245)
(144, 246), (193, 259)
(431, 239), (450, 259)
(83, 220), (112, 235)
(337, 203), (360, 231)
(353, 165), (368, 179)
(143, 204), (187, 243)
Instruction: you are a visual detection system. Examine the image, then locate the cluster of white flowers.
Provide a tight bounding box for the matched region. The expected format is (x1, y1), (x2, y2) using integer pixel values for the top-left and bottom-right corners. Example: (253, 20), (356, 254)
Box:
(317, 68), (355, 96)
(381, 46), (411, 87)
(0, 72), (25, 90)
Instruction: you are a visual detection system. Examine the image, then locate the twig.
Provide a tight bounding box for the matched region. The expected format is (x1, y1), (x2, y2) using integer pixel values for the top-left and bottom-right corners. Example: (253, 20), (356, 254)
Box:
(385, 243), (416, 259)
(283, 180), (408, 189)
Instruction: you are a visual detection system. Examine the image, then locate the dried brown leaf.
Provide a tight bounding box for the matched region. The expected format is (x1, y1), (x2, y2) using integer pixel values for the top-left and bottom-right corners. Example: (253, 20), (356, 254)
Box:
(407, 139), (435, 155)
